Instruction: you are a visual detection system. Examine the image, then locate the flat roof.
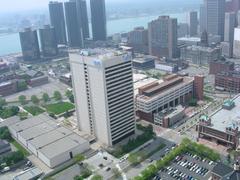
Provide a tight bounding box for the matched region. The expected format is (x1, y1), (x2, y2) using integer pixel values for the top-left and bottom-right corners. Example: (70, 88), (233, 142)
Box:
(0, 116), (20, 128)
(133, 73), (148, 83)
(9, 115), (47, 132)
(210, 95), (240, 132)
(28, 127), (73, 149)
(39, 134), (88, 159)
(18, 122), (57, 141)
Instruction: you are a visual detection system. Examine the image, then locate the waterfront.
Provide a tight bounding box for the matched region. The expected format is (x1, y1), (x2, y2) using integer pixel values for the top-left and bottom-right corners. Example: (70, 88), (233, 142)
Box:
(0, 12), (188, 56)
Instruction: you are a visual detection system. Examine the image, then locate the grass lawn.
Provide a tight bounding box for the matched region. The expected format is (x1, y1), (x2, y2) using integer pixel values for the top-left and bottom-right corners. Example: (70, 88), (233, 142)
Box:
(11, 140), (30, 156)
(44, 102), (75, 115)
(24, 106), (45, 116)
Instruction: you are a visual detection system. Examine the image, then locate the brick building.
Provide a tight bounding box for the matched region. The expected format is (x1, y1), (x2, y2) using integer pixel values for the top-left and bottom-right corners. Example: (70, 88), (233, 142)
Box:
(209, 59), (235, 75)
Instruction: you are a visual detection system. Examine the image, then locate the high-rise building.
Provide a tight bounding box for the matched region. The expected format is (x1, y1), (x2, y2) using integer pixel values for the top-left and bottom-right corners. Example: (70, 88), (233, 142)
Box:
(226, 0), (240, 13)
(90, 0), (107, 41)
(39, 25), (58, 57)
(178, 23), (189, 38)
(19, 28), (40, 61)
(188, 11), (198, 36)
(49, 1), (67, 44)
(64, 0), (83, 48)
(148, 16), (178, 59)
(205, 0), (225, 40)
(200, 30), (209, 47)
(69, 49), (135, 146)
(128, 27), (148, 54)
(200, 4), (207, 33)
(224, 12), (236, 57)
(234, 27), (240, 58)
(237, 10), (240, 26)
(76, 0), (89, 39)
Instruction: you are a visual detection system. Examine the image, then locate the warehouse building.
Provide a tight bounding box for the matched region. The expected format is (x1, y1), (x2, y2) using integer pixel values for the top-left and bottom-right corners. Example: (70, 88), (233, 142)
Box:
(9, 114), (90, 168)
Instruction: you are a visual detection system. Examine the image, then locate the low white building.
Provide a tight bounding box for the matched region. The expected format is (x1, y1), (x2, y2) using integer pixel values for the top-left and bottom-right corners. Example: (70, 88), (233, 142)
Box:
(9, 114), (90, 168)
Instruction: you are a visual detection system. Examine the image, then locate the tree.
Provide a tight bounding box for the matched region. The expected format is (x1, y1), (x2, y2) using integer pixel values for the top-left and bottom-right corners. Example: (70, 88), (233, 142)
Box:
(17, 81), (27, 92)
(31, 95), (39, 105)
(65, 90), (74, 103)
(0, 97), (6, 109)
(74, 154), (85, 163)
(74, 176), (83, 180)
(112, 168), (121, 179)
(42, 93), (50, 103)
(18, 95), (27, 105)
(91, 175), (103, 180)
(0, 126), (12, 141)
(54, 91), (62, 101)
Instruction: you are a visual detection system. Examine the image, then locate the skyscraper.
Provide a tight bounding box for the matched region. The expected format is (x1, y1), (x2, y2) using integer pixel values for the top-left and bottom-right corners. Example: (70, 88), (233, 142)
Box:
(19, 28), (40, 61)
(188, 11), (198, 36)
(224, 12), (236, 57)
(128, 27), (148, 54)
(148, 16), (178, 58)
(64, 0), (83, 48)
(226, 0), (240, 13)
(205, 0), (225, 40)
(234, 27), (240, 58)
(76, 0), (89, 39)
(69, 49), (135, 146)
(39, 25), (58, 57)
(90, 0), (107, 41)
(49, 1), (67, 44)
(200, 4), (207, 33)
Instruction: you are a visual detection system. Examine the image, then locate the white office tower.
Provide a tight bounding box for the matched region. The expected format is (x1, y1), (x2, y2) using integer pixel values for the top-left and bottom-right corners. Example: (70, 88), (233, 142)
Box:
(69, 49), (135, 146)
(234, 27), (240, 58)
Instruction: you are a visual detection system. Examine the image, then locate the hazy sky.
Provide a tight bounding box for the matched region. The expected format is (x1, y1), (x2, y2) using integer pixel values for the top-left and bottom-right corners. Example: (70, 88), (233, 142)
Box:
(1, 0), (202, 13)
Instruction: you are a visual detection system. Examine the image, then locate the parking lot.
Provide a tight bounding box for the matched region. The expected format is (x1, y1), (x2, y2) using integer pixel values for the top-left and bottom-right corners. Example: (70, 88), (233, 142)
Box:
(155, 152), (216, 180)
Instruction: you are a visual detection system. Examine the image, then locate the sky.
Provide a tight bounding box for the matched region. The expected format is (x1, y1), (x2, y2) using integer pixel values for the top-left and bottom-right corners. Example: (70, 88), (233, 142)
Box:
(1, 0), (202, 13)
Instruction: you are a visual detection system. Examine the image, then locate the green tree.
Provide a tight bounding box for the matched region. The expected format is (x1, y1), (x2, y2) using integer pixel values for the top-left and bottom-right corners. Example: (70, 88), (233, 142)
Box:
(65, 90), (74, 103)
(91, 175), (103, 180)
(0, 126), (12, 141)
(0, 97), (7, 109)
(42, 93), (50, 103)
(17, 81), (27, 92)
(74, 176), (83, 180)
(112, 168), (121, 179)
(31, 95), (39, 105)
(54, 91), (62, 101)
(18, 95), (27, 105)
(74, 154), (85, 163)
(128, 153), (142, 165)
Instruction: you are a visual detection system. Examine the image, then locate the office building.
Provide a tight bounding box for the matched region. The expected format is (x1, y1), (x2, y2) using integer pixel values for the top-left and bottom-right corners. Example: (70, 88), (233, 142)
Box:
(128, 27), (148, 54)
(39, 25), (58, 57)
(90, 0), (107, 41)
(209, 58), (235, 75)
(234, 27), (240, 58)
(238, 11), (240, 26)
(226, 0), (240, 13)
(178, 37), (201, 46)
(180, 45), (221, 65)
(154, 105), (185, 128)
(178, 23), (189, 38)
(136, 74), (203, 123)
(19, 28), (40, 61)
(200, 30), (209, 47)
(198, 96), (240, 149)
(64, 0), (83, 48)
(224, 12), (236, 57)
(69, 49), (135, 146)
(132, 55), (156, 70)
(49, 1), (67, 44)
(205, 0), (225, 40)
(76, 0), (89, 39)
(200, 4), (207, 33)
(215, 71), (240, 93)
(148, 16), (178, 59)
(188, 11), (198, 36)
